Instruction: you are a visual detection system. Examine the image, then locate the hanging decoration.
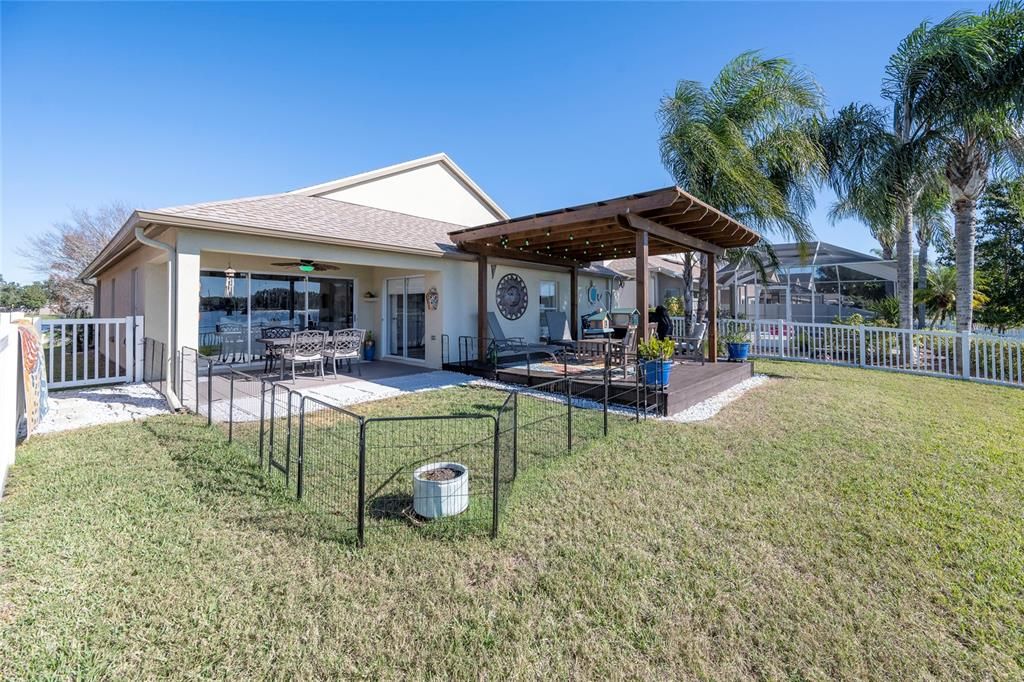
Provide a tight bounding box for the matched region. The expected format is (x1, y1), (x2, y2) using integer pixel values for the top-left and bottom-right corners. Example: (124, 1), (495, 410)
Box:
(224, 265), (236, 298)
(427, 287), (439, 310)
(587, 282), (601, 304)
(495, 273), (528, 320)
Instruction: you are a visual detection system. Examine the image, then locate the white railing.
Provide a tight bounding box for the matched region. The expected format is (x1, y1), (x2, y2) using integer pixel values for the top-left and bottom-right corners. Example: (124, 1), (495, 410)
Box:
(712, 318), (1024, 389)
(38, 316), (144, 389)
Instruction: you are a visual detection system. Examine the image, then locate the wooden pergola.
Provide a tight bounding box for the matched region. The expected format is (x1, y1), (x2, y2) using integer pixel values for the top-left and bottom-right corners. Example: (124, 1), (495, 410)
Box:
(449, 186), (760, 362)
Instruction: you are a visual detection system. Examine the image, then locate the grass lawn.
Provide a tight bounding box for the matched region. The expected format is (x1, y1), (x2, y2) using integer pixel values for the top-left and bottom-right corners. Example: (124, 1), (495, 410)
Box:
(2, 360), (1023, 679)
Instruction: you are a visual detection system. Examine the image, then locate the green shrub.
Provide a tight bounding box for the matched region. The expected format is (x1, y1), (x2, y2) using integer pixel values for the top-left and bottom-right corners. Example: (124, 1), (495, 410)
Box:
(637, 337), (675, 360)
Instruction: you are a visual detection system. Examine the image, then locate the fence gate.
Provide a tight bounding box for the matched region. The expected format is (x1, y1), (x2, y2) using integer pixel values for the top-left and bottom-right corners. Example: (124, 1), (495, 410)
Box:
(39, 316), (144, 389)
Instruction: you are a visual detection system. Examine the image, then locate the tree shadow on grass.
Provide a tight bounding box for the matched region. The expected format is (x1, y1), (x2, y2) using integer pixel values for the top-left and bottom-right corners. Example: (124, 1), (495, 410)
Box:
(141, 417), (359, 546)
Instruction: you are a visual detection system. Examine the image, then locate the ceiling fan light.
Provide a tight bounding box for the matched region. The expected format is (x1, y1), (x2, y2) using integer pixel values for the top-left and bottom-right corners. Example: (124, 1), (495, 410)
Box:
(299, 263), (316, 273)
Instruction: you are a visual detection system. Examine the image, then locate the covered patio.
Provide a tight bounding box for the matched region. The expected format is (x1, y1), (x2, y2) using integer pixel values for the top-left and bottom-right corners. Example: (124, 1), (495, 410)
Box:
(448, 185), (761, 360)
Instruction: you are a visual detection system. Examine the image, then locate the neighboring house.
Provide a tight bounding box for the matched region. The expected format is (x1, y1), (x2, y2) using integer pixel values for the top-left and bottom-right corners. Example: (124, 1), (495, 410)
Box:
(608, 254), (699, 309)
(81, 154), (630, 373)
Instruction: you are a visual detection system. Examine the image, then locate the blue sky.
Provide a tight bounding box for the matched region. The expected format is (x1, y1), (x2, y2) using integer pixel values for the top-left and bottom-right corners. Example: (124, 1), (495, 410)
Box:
(1, 1), (986, 283)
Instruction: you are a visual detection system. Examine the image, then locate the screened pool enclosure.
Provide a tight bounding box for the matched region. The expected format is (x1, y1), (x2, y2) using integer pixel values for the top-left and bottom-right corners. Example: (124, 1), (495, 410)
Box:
(717, 242), (897, 324)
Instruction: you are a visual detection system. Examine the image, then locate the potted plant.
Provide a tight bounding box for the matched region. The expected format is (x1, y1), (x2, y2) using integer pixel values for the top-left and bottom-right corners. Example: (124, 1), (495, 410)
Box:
(363, 330), (376, 361)
(723, 329), (751, 362)
(637, 337), (675, 385)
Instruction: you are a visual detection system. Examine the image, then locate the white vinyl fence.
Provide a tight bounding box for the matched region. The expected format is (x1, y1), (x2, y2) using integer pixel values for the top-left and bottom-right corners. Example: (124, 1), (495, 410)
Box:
(699, 318), (1023, 389)
(38, 316), (144, 389)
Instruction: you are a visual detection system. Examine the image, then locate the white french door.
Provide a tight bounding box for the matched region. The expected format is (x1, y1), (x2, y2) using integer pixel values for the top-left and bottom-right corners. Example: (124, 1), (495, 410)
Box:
(386, 276), (426, 361)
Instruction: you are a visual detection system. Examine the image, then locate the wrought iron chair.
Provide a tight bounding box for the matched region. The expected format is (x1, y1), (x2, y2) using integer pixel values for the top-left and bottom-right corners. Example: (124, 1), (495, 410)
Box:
(216, 323), (246, 363)
(324, 328), (365, 376)
(281, 330), (327, 382)
(261, 326), (293, 373)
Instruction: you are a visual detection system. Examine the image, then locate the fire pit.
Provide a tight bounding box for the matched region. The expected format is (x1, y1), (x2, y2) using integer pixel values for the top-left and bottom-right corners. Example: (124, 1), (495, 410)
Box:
(412, 462), (469, 519)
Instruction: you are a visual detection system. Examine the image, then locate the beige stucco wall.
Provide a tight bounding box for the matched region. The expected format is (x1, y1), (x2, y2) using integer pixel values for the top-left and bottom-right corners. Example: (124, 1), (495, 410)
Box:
(109, 226), (620, 371)
(317, 161), (502, 226)
(94, 243), (165, 320)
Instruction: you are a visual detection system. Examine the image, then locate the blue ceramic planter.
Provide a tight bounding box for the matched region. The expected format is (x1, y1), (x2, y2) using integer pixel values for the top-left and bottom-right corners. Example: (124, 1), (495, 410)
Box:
(644, 359), (672, 386)
(363, 345), (375, 361)
(727, 342), (750, 362)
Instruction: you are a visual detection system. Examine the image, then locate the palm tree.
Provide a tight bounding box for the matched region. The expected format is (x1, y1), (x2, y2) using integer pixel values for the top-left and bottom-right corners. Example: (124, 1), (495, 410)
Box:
(914, 179), (952, 327)
(914, 265), (988, 328)
(659, 51), (826, 329)
(925, 2), (1024, 332)
(820, 101), (941, 329)
(659, 52), (826, 240)
(827, 169), (898, 260)
(822, 11), (989, 330)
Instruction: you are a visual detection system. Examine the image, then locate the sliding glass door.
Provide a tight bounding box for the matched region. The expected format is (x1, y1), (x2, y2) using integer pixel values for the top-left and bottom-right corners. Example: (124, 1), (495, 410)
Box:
(386, 276), (425, 361)
(198, 270), (354, 361)
(199, 271), (249, 358)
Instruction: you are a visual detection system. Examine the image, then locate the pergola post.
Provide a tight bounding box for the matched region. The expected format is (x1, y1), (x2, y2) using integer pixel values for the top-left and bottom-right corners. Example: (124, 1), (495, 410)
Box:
(569, 267), (579, 340)
(707, 254), (718, 363)
(636, 230), (649, 340)
(477, 255), (488, 362)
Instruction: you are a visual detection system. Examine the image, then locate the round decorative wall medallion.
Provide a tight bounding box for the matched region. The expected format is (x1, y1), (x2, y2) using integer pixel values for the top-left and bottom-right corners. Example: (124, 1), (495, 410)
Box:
(495, 273), (528, 320)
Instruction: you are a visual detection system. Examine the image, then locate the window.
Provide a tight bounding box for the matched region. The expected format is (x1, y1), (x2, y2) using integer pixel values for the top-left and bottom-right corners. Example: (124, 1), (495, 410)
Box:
(539, 280), (558, 335)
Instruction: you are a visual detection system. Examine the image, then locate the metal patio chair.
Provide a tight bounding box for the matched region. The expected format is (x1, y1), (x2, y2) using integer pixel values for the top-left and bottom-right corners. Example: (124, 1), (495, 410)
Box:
(261, 325), (293, 373)
(216, 323), (246, 363)
(324, 328), (365, 376)
(281, 330), (327, 382)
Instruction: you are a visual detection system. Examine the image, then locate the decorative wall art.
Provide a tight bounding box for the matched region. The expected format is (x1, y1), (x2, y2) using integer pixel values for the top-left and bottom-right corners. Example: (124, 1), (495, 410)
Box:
(495, 273), (528, 320)
(427, 286), (439, 310)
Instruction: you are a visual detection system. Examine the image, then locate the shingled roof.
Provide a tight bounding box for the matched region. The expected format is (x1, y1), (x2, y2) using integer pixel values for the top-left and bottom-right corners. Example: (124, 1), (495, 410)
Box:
(146, 193), (465, 254)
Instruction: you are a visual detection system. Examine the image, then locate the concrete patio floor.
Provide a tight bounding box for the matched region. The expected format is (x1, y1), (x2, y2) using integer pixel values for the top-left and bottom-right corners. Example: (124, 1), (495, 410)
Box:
(195, 360), (477, 421)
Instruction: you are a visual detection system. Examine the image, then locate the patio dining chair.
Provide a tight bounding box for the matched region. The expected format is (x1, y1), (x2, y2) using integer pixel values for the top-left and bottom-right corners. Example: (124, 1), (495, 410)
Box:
(281, 330), (328, 382)
(672, 321), (707, 365)
(324, 328), (365, 376)
(608, 325), (639, 375)
(216, 323), (246, 363)
(261, 326), (293, 373)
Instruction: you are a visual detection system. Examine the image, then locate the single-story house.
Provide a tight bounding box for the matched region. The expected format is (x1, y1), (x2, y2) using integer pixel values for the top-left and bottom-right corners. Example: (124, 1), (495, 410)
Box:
(608, 254), (700, 309)
(81, 153), (758, 401)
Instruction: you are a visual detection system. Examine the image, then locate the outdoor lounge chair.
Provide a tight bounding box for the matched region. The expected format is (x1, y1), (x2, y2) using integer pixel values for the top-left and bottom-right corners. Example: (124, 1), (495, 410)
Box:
(324, 328), (365, 376)
(673, 322), (707, 365)
(485, 312), (560, 362)
(281, 330), (327, 382)
(543, 311), (576, 349)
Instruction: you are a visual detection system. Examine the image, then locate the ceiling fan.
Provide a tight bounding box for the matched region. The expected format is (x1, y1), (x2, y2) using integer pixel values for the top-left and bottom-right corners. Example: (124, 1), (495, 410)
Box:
(269, 259), (340, 273)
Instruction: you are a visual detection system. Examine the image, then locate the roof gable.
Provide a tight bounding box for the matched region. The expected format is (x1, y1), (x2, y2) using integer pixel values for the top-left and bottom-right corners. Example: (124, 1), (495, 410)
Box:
(288, 153), (507, 226)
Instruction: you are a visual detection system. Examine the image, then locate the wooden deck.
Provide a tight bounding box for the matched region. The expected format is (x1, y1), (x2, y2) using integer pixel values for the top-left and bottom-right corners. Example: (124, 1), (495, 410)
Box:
(450, 359), (753, 416)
